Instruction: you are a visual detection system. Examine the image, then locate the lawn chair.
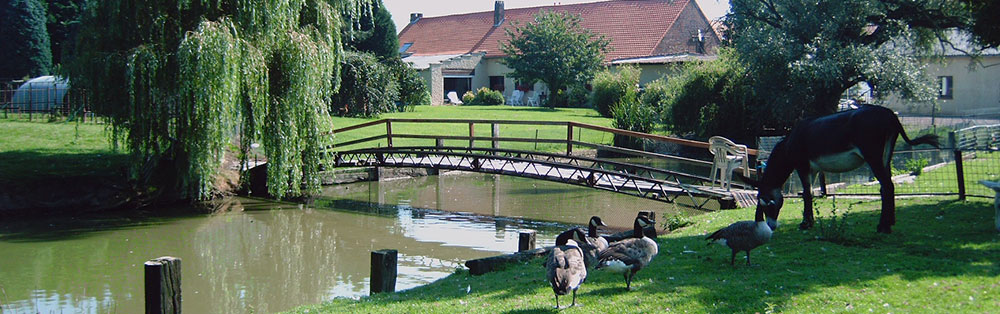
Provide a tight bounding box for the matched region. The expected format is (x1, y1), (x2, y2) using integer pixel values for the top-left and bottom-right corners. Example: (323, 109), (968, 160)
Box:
(526, 92), (540, 107)
(709, 136), (749, 191)
(446, 91), (463, 105)
(507, 90), (523, 106)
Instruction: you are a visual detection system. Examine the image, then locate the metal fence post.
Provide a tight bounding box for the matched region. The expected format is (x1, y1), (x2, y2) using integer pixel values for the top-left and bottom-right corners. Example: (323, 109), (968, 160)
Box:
(955, 149), (966, 201)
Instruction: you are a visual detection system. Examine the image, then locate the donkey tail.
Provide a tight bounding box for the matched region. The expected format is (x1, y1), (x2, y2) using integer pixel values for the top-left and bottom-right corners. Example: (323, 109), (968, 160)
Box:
(903, 133), (941, 148)
(891, 110), (940, 148)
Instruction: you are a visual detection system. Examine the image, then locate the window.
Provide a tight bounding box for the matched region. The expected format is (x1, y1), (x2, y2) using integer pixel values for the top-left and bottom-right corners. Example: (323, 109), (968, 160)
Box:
(938, 76), (953, 100)
(489, 76), (505, 92)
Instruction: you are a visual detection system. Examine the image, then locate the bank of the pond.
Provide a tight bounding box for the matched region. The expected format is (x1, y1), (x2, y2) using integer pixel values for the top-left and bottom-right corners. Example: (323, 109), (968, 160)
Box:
(291, 196), (999, 313)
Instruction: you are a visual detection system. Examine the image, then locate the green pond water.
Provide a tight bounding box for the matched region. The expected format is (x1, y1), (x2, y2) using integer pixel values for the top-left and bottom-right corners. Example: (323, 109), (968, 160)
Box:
(0, 173), (699, 313)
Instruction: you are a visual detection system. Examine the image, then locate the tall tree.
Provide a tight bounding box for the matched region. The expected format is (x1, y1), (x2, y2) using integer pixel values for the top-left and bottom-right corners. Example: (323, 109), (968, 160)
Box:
(342, 0), (399, 59)
(43, 0), (86, 66)
(0, 0), (52, 79)
(68, 0), (375, 201)
(501, 10), (609, 109)
(728, 0), (976, 121)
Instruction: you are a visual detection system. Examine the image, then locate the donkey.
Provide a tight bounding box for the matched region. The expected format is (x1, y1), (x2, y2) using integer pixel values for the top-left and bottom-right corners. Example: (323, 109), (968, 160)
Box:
(749, 105), (939, 234)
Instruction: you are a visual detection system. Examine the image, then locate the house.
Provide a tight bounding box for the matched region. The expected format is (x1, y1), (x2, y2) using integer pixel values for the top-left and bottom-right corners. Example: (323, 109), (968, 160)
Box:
(398, 0), (721, 105)
(883, 32), (1000, 117)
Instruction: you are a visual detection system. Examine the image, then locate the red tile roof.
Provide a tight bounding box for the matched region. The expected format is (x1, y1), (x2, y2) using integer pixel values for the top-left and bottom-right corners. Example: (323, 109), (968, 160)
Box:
(398, 0), (705, 62)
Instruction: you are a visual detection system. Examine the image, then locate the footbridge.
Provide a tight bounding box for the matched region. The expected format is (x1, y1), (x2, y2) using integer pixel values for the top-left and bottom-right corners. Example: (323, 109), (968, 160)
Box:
(326, 119), (758, 209)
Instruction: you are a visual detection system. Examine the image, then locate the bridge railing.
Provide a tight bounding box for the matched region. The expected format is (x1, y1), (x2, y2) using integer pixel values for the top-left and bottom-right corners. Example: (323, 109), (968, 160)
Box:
(327, 119), (758, 176)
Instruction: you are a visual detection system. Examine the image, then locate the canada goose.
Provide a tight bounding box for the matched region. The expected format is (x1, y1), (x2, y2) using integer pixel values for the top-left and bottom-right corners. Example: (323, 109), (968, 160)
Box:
(587, 216), (609, 250)
(577, 216), (608, 268)
(706, 207), (774, 266)
(546, 228), (589, 308)
(596, 216), (658, 290)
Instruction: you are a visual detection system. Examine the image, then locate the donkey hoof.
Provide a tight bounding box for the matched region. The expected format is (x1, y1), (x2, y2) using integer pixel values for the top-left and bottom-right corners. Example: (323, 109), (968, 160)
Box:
(799, 221), (814, 230)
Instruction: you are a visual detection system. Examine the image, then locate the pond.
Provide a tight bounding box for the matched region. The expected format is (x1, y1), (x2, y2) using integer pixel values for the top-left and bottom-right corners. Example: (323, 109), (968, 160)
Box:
(0, 172), (698, 313)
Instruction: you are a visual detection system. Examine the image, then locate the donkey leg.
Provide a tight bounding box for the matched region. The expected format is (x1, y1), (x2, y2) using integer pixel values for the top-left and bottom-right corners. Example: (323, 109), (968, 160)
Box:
(798, 168), (815, 230)
(865, 153), (895, 234)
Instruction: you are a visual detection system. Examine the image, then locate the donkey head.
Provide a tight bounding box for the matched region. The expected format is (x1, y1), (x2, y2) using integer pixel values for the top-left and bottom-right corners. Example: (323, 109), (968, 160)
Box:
(756, 187), (782, 231)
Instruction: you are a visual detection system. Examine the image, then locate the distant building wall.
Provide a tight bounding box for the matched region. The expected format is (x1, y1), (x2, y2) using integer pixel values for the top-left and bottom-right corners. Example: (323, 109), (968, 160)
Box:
(884, 55), (1000, 116)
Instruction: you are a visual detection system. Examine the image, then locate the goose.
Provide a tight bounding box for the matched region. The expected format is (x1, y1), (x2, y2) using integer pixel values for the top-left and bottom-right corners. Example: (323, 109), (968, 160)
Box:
(596, 216), (658, 290)
(706, 207), (774, 266)
(546, 228), (589, 308)
(578, 216), (608, 269)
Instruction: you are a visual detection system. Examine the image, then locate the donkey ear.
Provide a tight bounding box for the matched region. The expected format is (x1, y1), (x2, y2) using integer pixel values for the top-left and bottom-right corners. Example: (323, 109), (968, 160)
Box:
(735, 173), (759, 188)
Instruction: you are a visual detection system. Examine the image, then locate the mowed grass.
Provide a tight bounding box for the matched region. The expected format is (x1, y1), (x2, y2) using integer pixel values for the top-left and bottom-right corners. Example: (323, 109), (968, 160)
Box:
(329, 106), (615, 152)
(0, 119), (125, 183)
(290, 195), (999, 313)
(839, 151), (1000, 197)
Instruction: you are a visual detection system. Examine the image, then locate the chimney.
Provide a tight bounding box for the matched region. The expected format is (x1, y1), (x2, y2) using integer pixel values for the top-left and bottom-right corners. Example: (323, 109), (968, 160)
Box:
(410, 13), (423, 24)
(494, 1), (505, 27)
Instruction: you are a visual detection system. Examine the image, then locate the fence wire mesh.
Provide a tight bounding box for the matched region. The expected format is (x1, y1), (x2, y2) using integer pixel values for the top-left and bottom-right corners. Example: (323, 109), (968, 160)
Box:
(764, 124), (1000, 199)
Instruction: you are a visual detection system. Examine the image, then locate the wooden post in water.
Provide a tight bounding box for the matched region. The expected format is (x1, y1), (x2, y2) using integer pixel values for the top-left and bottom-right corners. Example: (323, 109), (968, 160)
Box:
(518, 231), (536, 252)
(370, 249), (398, 295)
(145, 256), (181, 314)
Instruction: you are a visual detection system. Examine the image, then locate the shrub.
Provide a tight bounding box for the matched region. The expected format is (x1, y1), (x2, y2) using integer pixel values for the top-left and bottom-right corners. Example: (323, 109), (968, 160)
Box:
(905, 158), (929, 175)
(664, 49), (790, 142)
(334, 51), (398, 117)
(662, 213), (693, 231)
(640, 79), (671, 120)
(592, 66), (639, 117)
(611, 99), (656, 150)
(472, 87), (504, 106)
(387, 58), (429, 110)
(462, 91), (476, 104)
(564, 85), (591, 108)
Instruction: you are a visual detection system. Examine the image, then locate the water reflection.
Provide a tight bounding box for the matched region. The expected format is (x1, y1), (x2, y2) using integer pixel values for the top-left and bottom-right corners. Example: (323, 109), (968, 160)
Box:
(0, 198), (567, 313)
(0, 172), (700, 313)
(321, 172), (703, 231)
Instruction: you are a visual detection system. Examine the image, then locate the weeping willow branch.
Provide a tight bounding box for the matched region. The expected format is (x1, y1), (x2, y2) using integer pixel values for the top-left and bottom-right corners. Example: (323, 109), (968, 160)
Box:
(68, 0), (375, 201)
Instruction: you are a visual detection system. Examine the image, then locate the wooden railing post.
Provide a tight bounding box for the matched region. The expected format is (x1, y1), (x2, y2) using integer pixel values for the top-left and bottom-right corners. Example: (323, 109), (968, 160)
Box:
(491, 123), (500, 150)
(370, 249), (398, 295)
(955, 149), (966, 201)
(469, 122), (475, 148)
(518, 231), (536, 252)
(566, 123), (574, 155)
(145, 256), (181, 314)
(386, 120), (393, 147)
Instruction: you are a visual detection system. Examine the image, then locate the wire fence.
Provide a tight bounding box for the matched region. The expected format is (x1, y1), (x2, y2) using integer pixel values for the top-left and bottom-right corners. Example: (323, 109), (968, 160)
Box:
(1, 81), (93, 122)
(766, 125), (1000, 200)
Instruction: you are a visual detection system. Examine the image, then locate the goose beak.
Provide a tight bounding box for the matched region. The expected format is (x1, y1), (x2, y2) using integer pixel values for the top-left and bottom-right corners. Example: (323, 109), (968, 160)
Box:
(766, 218), (779, 231)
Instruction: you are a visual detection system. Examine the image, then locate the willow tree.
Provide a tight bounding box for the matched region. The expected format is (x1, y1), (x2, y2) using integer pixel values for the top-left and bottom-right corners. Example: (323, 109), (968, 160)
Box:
(68, 0), (375, 201)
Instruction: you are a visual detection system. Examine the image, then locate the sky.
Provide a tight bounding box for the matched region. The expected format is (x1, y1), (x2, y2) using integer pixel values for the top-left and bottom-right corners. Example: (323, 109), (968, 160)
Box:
(383, 0), (731, 34)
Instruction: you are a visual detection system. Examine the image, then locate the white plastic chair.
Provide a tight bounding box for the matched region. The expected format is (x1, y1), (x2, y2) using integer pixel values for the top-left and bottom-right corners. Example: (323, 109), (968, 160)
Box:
(507, 90), (523, 106)
(526, 92), (540, 107)
(446, 91), (463, 105)
(709, 136), (750, 191)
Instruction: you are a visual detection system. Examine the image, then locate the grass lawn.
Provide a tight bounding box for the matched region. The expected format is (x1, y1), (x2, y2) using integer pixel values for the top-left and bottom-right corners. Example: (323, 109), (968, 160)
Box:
(0, 118), (125, 184)
(329, 106), (615, 152)
(839, 151), (1000, 197)
(290, 195), (999, 313)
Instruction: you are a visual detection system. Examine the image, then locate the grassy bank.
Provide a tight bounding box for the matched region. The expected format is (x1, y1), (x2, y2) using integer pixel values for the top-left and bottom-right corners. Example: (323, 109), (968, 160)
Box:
(329, 106), (615, 151)
(291, 195), (999, 313)
(0, 119), (124, 184)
